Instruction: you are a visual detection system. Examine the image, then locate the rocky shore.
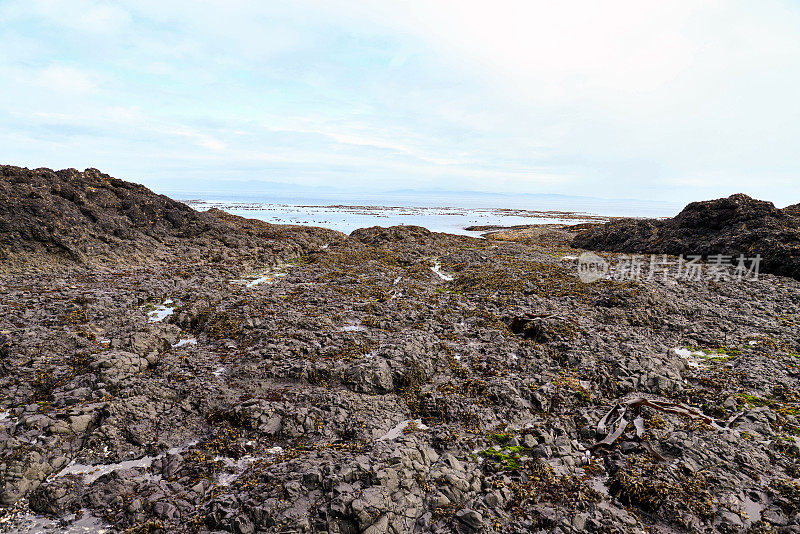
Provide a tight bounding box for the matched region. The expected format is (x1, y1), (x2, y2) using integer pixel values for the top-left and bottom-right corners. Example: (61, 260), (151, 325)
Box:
(1, 166), (799, 533)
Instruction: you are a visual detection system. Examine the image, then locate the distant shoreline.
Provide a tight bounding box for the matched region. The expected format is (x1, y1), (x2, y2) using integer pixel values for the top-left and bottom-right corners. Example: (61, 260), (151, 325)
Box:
(185, 199), (612, 236)
(167, 189), (680, 218)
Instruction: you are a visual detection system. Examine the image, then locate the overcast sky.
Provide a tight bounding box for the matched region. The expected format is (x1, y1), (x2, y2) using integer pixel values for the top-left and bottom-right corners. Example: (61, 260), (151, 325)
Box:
(1, 1), (799, 205)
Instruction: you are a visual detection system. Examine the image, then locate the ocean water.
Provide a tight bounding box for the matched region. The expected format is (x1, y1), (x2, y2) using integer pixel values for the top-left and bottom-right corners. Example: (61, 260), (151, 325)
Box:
(173, 191), (680, 236)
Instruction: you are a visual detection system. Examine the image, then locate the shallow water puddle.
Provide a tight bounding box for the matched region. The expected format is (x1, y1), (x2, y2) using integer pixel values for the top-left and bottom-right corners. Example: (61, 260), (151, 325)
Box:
(339, 323), (367, 332)
(378, 419), (429, 441)
(742, 494), (765, 524)
(746, 334), (770, 346)
(0, 507), (109, 534)
(246, 272), (286, 288)
(56, 441), (197, 484)
(673, 347), (709, 368)
(389, 275), (404, 299)
(232, 264), (291, 288)
(215, 446), (284, 486)
(215, 455), (258, 486)
(589, 477), (611, 497)
(673, 347), (735, 368)
(172, 337), (197, 348)
(147, 299), (175, 322)
(430, 261), (454, 281)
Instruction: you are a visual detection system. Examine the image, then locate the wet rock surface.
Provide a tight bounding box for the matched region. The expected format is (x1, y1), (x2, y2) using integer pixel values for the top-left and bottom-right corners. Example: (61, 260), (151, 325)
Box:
(1, 169), (799, 533)
(572, 193), (800, 280)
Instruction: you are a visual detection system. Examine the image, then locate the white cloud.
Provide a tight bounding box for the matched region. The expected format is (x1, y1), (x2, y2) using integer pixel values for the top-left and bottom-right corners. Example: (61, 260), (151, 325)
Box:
(37, 65), (98, 93)
(274, 123), (468, 166)
(196, 137), (227, 151)
(2, 0), (800, 204)
(28, 0), (132, 35)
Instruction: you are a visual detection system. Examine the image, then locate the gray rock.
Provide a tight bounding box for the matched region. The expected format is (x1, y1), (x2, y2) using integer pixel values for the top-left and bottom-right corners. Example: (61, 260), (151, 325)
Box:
(455, 508), (483, 530)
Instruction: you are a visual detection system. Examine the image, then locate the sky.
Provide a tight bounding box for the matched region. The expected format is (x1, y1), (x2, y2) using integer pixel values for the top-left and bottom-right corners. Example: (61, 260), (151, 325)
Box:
(1, 0), (799, 206)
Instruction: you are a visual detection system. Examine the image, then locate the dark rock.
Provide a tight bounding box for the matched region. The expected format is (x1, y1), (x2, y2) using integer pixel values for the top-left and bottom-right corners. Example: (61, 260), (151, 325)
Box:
(573, 193), (800, 280)
(455, 508), (483, 530)
(29, 477), (84, 516)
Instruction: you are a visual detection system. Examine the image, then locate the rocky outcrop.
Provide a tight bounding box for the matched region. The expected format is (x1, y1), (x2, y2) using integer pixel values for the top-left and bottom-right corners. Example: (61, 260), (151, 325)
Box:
(0, 165), (231, 262)
(572, 193), (800, 280)
(0, 165), (345, 267)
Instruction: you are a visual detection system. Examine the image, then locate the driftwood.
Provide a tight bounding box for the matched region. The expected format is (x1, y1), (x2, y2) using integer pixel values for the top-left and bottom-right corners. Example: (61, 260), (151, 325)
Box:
(592, 396), (742, 461)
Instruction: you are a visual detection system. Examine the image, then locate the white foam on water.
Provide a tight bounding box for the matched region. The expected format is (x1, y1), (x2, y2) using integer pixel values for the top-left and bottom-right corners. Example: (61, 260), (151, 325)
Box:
(378, 419), (429, 441)
(430, 262), (454, 281)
